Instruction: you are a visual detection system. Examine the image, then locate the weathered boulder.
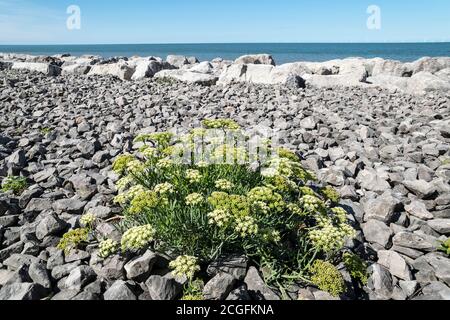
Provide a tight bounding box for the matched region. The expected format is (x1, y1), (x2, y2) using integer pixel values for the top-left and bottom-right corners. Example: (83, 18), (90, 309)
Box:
(166, 55), (189, 68)
(154, 69), (218, 85)
(131, 59), (169, 80)
(234, 54), (276, 66)
(88, 62), (135, 81)
(11, 62), (61, 76)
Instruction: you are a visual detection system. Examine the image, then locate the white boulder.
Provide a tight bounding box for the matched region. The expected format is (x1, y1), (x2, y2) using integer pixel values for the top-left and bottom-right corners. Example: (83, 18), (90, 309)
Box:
(88, 62), (135, 81)
(234, 54), (276, 66)
(11, 62), (61, 76)
(154, 69), (218, 85)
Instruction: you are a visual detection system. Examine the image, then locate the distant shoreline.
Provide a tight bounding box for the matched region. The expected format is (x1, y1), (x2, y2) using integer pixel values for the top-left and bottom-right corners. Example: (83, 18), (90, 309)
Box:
(1, 43), (449, 64)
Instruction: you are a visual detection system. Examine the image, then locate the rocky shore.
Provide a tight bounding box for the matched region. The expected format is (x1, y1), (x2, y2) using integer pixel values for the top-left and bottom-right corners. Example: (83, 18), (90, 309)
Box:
(0, 52), (449, 300)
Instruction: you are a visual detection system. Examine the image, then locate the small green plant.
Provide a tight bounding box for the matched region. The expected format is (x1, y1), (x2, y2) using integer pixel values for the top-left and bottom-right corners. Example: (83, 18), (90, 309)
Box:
(57, 228), (89, 254)
(439, 238), (450, 256)
(181, 279), (205, 301)
(320, 186), (341, 203)
(441, 158), (450, 166)
(40, 127), (52, 135)
(343, 252), (368, 285)
(310, 260), (346, 297)
(1, 176), (28, 195)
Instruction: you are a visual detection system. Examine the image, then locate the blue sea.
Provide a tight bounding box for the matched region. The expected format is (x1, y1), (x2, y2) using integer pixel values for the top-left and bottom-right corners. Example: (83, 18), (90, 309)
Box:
(0, 43), (449, 64)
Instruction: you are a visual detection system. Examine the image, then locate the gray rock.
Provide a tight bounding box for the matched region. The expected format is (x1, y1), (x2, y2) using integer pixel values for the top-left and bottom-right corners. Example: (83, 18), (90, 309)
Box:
(361, 219), (393, 248)
(53, 198), (87, 214)
(405, 201), (434, 220)
(3, 254), (39, 271)
(428, 219), (450, 234)
(35, 213), (67, 240)
(377, 250), (412, 280)
(124, 250), (157, 281)
(363, 195), (397, 223)
(203, 272), (236, 300)
(423, 253), (450, 286)
(64, 265), (96, 291)
(392, 232), (437, 251)
(145, 275), (182, 300)
(51, 261), (81, 280)
(402, 180), (436, 199)
(28, 262), (52, 289)
(244, 266), (280, 300)
(367, 264), (393, 300)
(0, 283), (48, 300)
(422, 281), (450, 300)
(207, 255), (248, 280)
(90, 252), (127, 280)
(104, 280), (137, 300)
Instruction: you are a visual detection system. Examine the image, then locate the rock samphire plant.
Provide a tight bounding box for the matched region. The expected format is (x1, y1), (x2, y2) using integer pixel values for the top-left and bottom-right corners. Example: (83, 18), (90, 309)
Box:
(63, 119), (357, 296)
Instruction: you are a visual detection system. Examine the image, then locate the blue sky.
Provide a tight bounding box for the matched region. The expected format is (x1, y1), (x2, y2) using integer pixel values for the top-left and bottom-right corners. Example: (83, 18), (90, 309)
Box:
(0, 0), (449, 44)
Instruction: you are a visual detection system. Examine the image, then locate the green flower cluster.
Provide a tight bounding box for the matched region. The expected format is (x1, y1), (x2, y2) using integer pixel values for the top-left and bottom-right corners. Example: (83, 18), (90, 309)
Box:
(1, 176), (28, 195)
(202, 119), (240, 130)
(310, 260), (346, 297)
(186, 193), (204, 206)
(248, 187), (285, 213)
(439, 238), (450, 256)
(169, 255), (201, 279)
(98, 239), (120, 258)
(121, 225), (155, 251)
(112, 154), (135, 175)
(215, 179), (234, 191)
(186, 169), (202, 183)
(57, 228), (89, 254)
(80, 213), (96, 227)
(128, 190), (162, 215)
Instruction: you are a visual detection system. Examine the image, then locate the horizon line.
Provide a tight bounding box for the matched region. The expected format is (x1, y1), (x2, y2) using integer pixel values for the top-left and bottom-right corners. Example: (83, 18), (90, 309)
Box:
(1, 41), (450, 46)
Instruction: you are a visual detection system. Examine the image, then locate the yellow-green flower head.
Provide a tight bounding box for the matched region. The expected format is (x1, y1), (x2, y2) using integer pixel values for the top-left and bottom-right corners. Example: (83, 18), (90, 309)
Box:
(116, 175), (134, 192)
(126, 160), (146, 175)
(186, 193), (204, 206)
(186, 169), (202, 184)
(196, 161), (209, 168)
(248, 186), (285, 213)
(202, 119), (240, 130)
(128, 190), (160, 215)
(308, 217), (356, 253)
(98, 239), (119, 258)
(215, 179), (234, 191)
(121, 225), (155, 251)
(114, 185), (147, 205)
(154, 182), (175, 195)
(169, 255), (201, 279)
(299, 186), (315, 196)
(262, 229), (281, 243)
(112, 154), (135, 175)
(310, 260), (346, 297)
(321, 186), (341, 203)
(261, 167), (279, 178)
(331, 207), (348, 224)
(287, 203), (304, 216)
(80, 213), (96, 227)
(235, 215), (258, 237)
(300, 195), (325, 213)
(252, 201), (270, 215)
(190, 128), (207, 138)
(207, 209), (232, 228)
(156, 158), (174, 169)
(141, 146), (158, 159)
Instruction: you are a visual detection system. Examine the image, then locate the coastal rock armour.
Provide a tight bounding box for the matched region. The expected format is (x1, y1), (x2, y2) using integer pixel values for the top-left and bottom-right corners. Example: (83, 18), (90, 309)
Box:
(1, 52), (450, 94)
(0, 66), (449, 300)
